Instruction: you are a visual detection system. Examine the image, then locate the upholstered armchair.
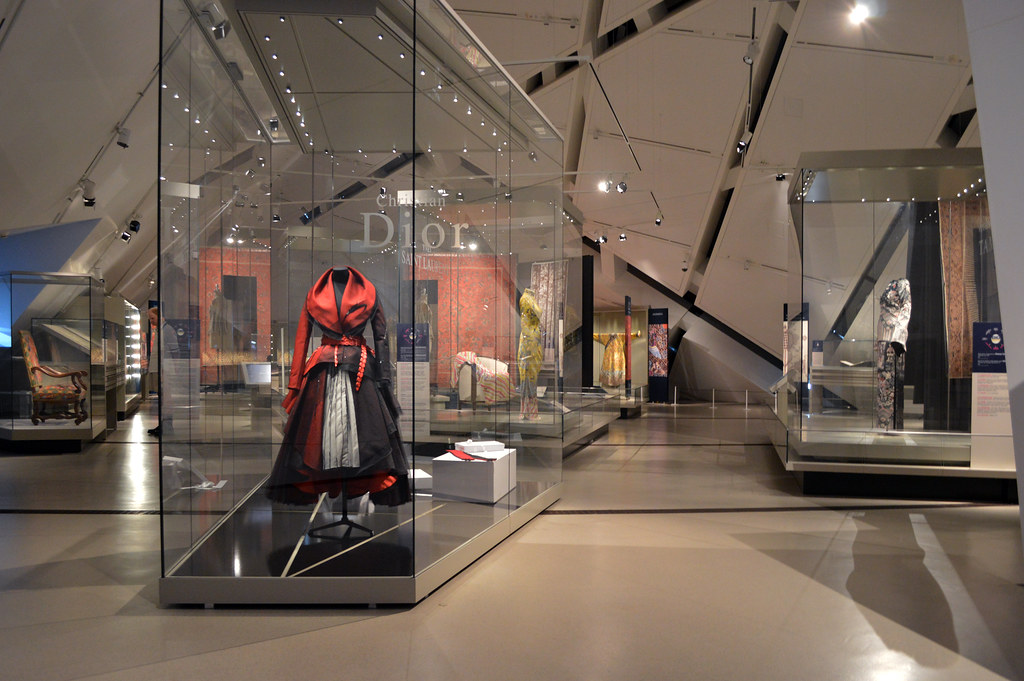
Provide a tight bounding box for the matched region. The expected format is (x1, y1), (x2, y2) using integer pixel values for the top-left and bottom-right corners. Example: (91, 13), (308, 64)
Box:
(18, 330), (89, 425)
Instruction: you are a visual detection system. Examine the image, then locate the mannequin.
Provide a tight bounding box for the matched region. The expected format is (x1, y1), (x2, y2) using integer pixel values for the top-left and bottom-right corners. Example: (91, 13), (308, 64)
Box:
(518, 288), (543, 419)
(267, 267), (410, 509)
(875, 278), (912, 430)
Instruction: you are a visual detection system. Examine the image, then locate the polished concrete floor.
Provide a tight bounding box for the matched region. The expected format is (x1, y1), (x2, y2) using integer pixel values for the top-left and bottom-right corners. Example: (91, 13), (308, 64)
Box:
(1, 400), (1023, 680)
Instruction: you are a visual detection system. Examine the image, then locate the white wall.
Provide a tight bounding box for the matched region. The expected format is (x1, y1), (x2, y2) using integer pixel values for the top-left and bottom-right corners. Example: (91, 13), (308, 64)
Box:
(962, 0), (1024, 549)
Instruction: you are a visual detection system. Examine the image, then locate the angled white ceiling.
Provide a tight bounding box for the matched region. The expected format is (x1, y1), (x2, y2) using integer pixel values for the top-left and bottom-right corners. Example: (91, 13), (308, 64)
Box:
(0, 0), (982, 358)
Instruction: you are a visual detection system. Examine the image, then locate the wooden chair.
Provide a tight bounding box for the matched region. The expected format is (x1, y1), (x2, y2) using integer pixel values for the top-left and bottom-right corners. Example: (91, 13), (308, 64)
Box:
(18, 330), (88, 425)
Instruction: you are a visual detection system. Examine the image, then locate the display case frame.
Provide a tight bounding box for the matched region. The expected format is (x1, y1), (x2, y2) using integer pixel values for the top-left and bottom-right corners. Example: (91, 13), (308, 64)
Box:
(157, 0), (582, 605)
(774, 148), (1014, 480)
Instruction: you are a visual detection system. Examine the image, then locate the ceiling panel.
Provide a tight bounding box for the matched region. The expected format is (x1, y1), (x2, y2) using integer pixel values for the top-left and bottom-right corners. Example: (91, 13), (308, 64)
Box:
(529, 74), (576, 134)
(0, 0), (158, 231)
(793, 0), (970, 61)
(599, 230), (690, 293)
(668, 0), (768, 38)
(589, 31), (749, 154)
(453, 14), (580, 83)
(600, 0), (654, 34)
(712, 171), (791, 270)
(695, 253), (786, 355)
(750, 45), (969, 169)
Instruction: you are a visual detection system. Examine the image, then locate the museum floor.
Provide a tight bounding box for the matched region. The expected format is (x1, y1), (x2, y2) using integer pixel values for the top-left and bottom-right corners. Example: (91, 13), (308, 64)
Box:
(1, 400), (1023, 681)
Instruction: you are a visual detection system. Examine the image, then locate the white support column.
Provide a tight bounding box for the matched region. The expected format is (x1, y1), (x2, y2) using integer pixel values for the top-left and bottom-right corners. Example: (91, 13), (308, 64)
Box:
(962, 0), (1024, 550)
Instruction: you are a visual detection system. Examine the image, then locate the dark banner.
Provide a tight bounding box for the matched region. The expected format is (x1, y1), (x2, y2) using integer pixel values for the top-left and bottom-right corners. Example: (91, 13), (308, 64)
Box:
(624, 296), (632, 394)
(648, 307), (669, 402)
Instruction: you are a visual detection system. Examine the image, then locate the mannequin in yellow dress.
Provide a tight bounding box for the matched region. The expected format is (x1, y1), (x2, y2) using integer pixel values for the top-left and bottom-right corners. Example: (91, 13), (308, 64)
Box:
(518, 288), (543, 419)
(594, 330), (642, 389)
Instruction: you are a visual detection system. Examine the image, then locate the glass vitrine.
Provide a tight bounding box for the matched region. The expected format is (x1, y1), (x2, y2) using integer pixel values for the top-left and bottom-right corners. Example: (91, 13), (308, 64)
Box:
(158, 0), (574, 605)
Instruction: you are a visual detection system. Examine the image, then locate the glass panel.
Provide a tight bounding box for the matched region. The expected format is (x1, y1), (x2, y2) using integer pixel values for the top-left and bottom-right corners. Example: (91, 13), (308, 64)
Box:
(159, 0), (274, 575)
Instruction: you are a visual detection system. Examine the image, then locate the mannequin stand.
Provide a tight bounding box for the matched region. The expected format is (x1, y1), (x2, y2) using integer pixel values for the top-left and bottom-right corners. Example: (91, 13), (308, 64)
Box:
(306, 490), (373, 541)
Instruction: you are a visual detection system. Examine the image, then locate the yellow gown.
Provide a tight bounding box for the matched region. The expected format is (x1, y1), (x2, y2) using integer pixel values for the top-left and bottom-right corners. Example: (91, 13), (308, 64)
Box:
(518, 288), (543, 388)
(594, 331), (641, 388)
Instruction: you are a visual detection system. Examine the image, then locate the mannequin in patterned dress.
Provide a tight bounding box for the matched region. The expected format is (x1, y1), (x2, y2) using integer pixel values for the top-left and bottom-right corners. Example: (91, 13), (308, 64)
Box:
(875, 278), (912, 430)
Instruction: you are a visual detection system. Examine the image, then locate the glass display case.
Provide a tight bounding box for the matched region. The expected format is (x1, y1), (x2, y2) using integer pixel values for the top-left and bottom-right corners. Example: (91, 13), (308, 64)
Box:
(0, 272), (105, 444)
(780, 148), (1012, 470)
(158, 0), (577, 605)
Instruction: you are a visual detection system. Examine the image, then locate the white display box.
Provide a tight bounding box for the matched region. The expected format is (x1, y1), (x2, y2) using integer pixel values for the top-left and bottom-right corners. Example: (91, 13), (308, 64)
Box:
(455, 439), (504, 454)
(432, 448), (516, 504)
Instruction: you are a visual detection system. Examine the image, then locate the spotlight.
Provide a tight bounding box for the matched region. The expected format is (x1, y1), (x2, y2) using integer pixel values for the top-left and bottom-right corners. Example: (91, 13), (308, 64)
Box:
(380, 186), (387, 196)
(272, 214), (281, 222)
(116, 127), (131, 149)
(737, 130), (752, 153)
(598, 179), (611, 193)
(120, 231), (132, 243)
(597, 235), (608, 244)
(268, 118), (279, 132)
(128, 218), (141, 233)
(212, 19), (231, 39)
(776, 173), (786, 182)
(742, 41), (759, 65)
(528, 151), (538, 163)
(618, 233), (627, 241)
(655, 212), (663, 226)
(81, 179), (96, 206)
(616, 181), (627, 193)
(849, 3), (870, 24)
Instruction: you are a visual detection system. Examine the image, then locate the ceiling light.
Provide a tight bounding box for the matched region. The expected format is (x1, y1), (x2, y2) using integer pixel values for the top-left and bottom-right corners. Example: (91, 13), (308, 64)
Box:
(616, 181), (627, 193)
(272, 214), (281, 222)
(528, 151), (538, 162)
(655, 213), (663, 226)
(776, 173), (786, 181)
(598, 179), (611, 193)
(618, 233), (627, 241)
(737, 130), (752, 153)
(120, 231), (132, 242)
(212, 20), (230, 39)
(597, 235), (607, 244)
(116, 127), (131, 149)
(849, 3), (870, 24)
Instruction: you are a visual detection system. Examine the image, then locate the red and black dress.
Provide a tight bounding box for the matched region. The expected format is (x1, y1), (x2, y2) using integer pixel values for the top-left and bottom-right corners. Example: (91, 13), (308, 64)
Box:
(267, 267), (410, 506)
